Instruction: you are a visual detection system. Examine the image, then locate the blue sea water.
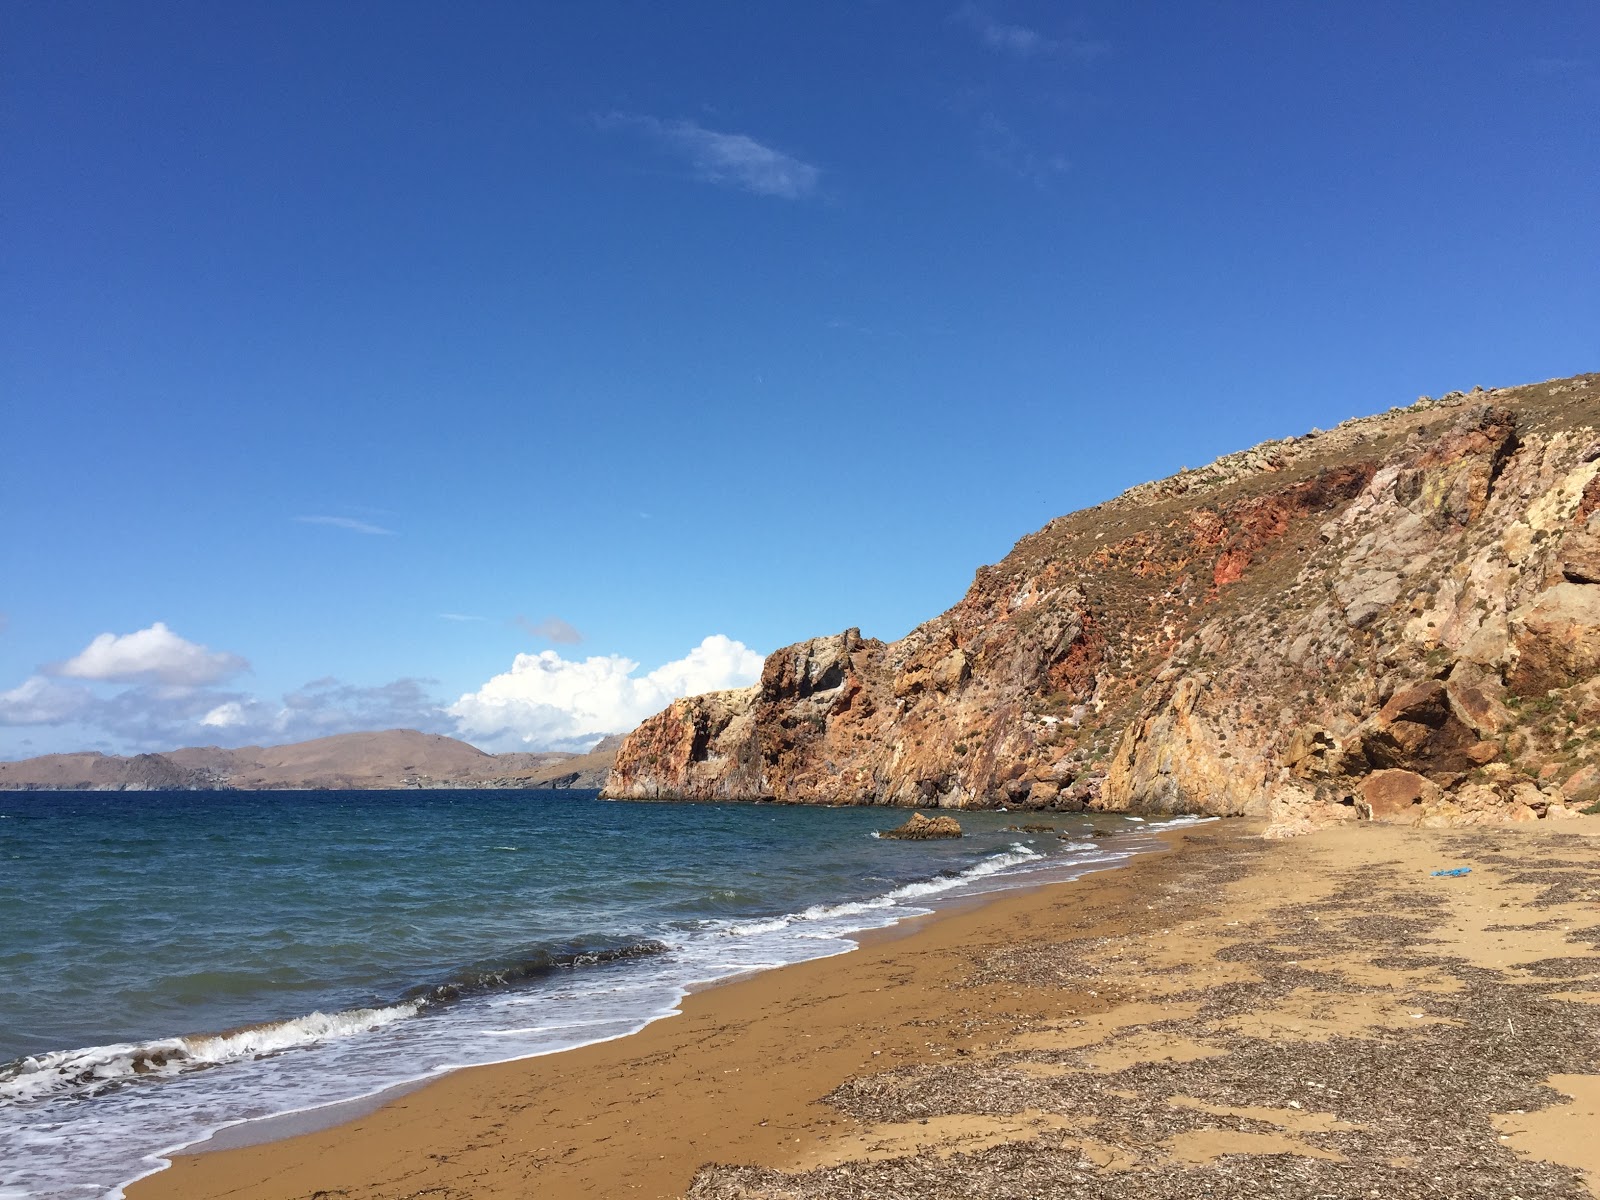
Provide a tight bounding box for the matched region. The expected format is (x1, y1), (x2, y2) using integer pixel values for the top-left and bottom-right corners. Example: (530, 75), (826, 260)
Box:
(0, 789), (1191, 1198)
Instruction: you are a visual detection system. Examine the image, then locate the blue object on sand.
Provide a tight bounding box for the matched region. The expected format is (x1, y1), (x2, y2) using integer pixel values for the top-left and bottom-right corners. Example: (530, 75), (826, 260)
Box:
(1431, 867), (1472, 877)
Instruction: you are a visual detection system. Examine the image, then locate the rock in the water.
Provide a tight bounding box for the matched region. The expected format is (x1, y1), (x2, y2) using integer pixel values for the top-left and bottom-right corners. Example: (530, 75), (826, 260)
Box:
(880, 813), (963, 840)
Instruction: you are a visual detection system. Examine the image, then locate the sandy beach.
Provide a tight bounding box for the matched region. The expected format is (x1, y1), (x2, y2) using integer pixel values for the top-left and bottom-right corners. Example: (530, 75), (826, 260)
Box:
(130, 819), (1600, 1200)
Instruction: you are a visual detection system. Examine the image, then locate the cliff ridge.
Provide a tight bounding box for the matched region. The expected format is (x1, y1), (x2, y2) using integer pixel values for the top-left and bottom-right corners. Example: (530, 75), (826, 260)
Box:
(605, 373), (1600, 834)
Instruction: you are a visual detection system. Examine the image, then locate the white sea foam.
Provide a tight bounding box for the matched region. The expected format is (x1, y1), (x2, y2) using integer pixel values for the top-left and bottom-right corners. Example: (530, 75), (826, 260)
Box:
(0, 1003), (421, 1107)
(1145, 814), (1220, 829)
(724, 843), (1042, 937)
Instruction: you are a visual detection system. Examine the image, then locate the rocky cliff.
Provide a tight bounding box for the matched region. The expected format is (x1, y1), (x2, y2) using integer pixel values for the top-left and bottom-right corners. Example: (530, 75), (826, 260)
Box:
(604, 373), (1600, 833)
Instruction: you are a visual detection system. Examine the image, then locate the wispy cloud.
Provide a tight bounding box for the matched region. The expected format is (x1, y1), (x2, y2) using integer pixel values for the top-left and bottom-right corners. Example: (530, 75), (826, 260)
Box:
(515, 615), (584, 645)
(439, 613), (486, 623)
(953, 4), (1108, 61)
(975, 111), (1069, 185)
(295, 515), (396, 536)
(598, 113), (821, 199)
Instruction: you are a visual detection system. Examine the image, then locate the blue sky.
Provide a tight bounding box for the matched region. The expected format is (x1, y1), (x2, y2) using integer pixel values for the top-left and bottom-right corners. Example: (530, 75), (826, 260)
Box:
(3, 1), (1596, 757)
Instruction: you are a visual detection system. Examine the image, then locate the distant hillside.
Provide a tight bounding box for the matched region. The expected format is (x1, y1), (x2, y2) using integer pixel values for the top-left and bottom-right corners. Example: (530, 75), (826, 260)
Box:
(0, 730), (622, 791)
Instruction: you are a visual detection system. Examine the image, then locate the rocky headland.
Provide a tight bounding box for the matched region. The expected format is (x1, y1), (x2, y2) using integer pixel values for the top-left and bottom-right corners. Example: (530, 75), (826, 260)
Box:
(0, 730), (622, 791)
(605, 373), (1600, 835)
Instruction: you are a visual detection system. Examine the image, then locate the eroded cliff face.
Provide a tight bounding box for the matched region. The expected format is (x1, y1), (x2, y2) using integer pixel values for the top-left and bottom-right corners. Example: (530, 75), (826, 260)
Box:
(606, 374), (1600, 833)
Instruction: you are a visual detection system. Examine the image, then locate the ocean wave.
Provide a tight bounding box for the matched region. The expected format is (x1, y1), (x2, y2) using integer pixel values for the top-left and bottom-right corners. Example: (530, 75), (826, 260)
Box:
(1145, 814), (1220, 829)
(726, 843), (1044, 937)
(405, 939), (670, 1004)
(1, 938), (672, 1110)
(0, 1002), (420, 1107)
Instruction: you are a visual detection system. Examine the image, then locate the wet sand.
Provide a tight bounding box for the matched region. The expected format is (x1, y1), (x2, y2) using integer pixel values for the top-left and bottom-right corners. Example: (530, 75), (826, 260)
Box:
(130, 819), (1600, 1199)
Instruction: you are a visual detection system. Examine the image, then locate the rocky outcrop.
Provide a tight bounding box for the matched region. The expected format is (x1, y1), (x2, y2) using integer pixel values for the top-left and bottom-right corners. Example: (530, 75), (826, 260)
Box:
(880, 813), (963, 840)
(606, 375), (1600, 833)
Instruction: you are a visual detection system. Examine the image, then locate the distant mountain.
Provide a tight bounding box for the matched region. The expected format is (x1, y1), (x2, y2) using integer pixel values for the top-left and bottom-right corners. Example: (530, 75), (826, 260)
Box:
(0, 730), (622, 791)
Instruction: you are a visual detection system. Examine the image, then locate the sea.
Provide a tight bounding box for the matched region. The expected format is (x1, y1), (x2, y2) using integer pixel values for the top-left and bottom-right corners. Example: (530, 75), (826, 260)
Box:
(0, 788), (1203, 1198)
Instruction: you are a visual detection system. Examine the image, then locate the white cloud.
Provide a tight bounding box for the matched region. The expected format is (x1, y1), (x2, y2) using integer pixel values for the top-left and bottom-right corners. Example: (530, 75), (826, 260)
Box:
(50, 622), (249, 687)
(2, 620), (760, 758)
(450, 634), (764, 752)
(201, 701), (248, 728)
(296, 515), (395, 536)
(0, 676), (93, 725)
(439, 612), (486, 622)
(599, 114), (820, 199)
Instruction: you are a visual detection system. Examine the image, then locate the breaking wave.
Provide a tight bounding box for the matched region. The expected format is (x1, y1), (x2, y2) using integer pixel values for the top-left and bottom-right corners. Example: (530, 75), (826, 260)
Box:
(1, 938), (672, 1108)
(726, 842), (1044, 936)
(0, 1003), (420, 1107)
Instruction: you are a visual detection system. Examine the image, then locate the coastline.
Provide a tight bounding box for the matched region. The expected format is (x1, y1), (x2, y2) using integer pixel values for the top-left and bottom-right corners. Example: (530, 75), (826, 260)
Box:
(128, 818), (1600, 1199)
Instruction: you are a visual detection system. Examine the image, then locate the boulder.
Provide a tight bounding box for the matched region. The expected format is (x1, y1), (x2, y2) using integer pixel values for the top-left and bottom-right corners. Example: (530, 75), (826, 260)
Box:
(1354, 681), (1481, 777)
(1560, 764), (1600, 808)
(1509, 781), (1549, 815)
(1379, 680), (1452, 727)
(1357, 769), (1437, 823)
(1282, 727), (1339, 779)
(1445, 676), (1515, 737)
(1026, 780), (1061, 807)
(880, 812), (963, 840)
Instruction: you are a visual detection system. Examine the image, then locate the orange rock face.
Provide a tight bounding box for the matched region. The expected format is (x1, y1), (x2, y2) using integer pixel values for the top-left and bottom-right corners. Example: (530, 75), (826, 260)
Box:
(606, 376), (1600, 833)
(1357, 769), (1435, 822)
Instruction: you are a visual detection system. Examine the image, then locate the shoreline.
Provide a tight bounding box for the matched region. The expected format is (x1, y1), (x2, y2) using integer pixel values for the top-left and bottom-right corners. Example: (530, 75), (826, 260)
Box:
(128, 817), (1600, 1199)
(163, 843), (1141, 1163)
(10, 797), (1166, 1198)
(112, 822), (1167, 1184)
